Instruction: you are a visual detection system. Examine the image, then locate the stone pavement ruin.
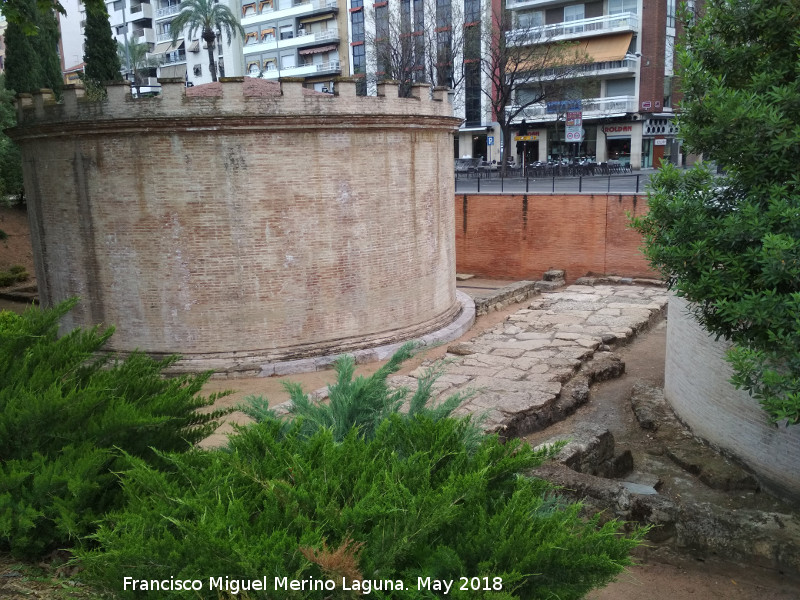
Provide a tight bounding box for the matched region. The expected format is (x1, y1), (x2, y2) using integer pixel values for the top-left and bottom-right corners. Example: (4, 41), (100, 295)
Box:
(390, 277), (669, 438)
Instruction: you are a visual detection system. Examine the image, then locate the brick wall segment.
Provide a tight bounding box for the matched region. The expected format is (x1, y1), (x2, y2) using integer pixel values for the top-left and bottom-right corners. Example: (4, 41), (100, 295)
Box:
(454, 193), (655, 282)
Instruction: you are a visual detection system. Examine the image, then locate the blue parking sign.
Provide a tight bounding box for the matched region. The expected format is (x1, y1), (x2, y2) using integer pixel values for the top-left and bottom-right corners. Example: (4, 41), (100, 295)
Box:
(487, 136), (494, 145)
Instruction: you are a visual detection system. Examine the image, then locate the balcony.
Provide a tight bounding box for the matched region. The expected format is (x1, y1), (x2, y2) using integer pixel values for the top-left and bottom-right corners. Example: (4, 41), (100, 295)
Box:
(132, 27), (156, 45)
(128, 3), (154, 20)
(507, 0), (583, 10)
(161, 50), (187, 64)
(519, 57), (638, 82)
(243, 27), (339, 53)
(155, 4), (180, 18)
(508, 12), (639, 46)
(508, 95), (637, 122)
(256, 59), (341, 78)
(241, 0), (337, 27)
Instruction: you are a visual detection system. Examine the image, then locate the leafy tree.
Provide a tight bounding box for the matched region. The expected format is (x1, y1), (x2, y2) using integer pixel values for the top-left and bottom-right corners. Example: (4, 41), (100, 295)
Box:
(3, 0), (63, 97)
(83, 3), (123, 83)
(631, 0), (800, 424)
(479, 7), (590, 175)
(170, 0), (244, 82)
(117, 35), (163, 96)
(0, 74), (24, 203)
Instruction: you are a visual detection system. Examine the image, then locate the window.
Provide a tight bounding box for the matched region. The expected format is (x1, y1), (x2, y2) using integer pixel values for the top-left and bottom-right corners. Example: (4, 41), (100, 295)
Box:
(464, 63), (480, 126)
(517, 11), (543, 29)
(351, 9), (364, 43)
(281, 53), (296, 69)
(563, 4), (585, 34)
(608, 0), (637, 15)
(113, 0), (124, 10)
(351, 0), (363, 7)
(280, 25), (294, 40)
(244, 25), (259, 44)
(666, 0), (676, 27)
(193, 64), (202, 76)
(464, 0), (480, 24)
(413, 0), (423, 30)
(436, 0), (450, 29)
(375, 4), (389, 39)
(352, 43), (365, 74)
(563, 4), (584, 22)
(400, 0), (410, 30)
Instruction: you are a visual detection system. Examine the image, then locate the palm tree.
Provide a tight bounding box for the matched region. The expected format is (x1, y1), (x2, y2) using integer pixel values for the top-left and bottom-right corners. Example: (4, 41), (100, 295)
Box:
(118, 36), (164, 97)
(170, 0), (244, 83)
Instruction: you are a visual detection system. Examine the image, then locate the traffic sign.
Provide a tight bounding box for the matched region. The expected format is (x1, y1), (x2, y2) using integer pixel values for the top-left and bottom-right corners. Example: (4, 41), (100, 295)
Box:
(487, 136), (494, 146)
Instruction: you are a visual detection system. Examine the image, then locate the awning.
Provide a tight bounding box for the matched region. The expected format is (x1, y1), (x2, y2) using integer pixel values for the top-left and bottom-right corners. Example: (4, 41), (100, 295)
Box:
(518, 32), (633, 71)
(160, 64), (187, 78)
(188, 40), (200, 52)
(154, 40), (184, 54)
(299, 14), (333, 25)
(298, 44), (337, 56)
(580, 33), (633, 63)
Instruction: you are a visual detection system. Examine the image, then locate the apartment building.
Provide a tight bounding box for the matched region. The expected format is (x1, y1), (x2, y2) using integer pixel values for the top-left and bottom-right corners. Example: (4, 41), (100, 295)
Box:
(58, 0), (244, 90)
(347, 0), (499, 159)
(239, 0), (346, 92)
(506, 0), (681, 168)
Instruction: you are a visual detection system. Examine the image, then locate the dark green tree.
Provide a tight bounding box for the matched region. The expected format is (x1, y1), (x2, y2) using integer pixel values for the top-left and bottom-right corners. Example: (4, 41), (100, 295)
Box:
(3, 0), (63, 96)
(170, 0), (243, 82)
(631, 0), (800, 424)
(0, 74), (24, 202)
(83, 4), (123, 83)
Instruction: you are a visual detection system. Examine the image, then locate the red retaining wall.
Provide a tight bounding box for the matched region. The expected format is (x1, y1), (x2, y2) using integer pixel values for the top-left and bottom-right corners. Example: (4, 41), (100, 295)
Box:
(455, 194), (655, 282)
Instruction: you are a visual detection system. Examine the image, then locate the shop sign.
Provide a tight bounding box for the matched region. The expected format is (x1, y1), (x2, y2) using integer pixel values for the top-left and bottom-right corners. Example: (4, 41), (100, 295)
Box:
(654, 138), (667, 146)
(602, 125), (633, 134)
(514, 134), (539, 141)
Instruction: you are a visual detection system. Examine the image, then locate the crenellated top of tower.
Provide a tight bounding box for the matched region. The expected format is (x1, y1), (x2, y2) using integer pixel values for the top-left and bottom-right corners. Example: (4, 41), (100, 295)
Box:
(12, 77), (457, 128)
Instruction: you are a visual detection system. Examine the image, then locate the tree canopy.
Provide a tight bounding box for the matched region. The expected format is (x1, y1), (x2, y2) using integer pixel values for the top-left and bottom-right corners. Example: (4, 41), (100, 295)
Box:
(0, 74), (24, 202)
(3, 0), (63, 96)
(170, 0), (243, 82)
(631, 0), (800, 424)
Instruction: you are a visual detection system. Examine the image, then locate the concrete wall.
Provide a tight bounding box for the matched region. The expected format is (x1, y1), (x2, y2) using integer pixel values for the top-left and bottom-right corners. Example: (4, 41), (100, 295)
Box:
(665, 295), (800, 501)
(11, 78), (462, 373)
(455, 193), (654, 282)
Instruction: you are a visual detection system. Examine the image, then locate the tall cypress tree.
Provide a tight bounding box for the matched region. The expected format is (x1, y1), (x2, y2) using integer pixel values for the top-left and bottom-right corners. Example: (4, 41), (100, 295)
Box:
(83, 5), (123, 82)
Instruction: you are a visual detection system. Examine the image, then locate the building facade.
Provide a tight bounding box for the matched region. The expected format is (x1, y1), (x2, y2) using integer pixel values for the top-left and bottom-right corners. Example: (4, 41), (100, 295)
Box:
(239, 0), (346, 92)
(506, 0), (682, 168)
(58, 0), (245, 89)
(347, 0), (500, 160)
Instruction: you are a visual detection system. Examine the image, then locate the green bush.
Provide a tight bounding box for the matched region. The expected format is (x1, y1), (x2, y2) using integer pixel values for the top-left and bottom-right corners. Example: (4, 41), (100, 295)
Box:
(0, 264), (28, 287)
(0, 299), (230, 558)
(243, 343), (477, 446)
(632, 0), (800, 424)
(80, 415), (640, 599)
(79, 351), (640, 599)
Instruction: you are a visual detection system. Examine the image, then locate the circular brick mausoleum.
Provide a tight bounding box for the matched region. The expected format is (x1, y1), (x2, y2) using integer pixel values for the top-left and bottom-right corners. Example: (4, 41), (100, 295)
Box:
(10, 78), (465, 374)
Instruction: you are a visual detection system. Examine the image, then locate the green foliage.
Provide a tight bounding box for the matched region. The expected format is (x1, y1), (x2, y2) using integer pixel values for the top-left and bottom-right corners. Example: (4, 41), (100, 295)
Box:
(631, 0), (800, 424)
(0, 265), (29, 287)
(117, 36), (163, 95)
(79, 414), (640, 599)
(83, 4), (123, 83)
(0, 299), (230, 558)
(3, 0), (63, 97)
(243, 343), (477, 446)
(0, 74), (24, 203)
(170, 0), (244, 81)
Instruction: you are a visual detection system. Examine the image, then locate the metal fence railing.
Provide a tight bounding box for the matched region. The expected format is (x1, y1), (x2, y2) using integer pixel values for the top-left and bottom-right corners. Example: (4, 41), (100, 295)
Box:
(454, 172), (651, 195)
